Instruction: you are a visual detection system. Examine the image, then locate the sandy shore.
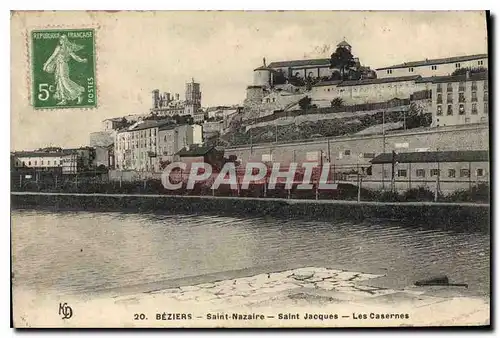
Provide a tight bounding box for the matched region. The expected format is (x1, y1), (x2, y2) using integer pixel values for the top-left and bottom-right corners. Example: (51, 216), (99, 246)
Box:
(13, 266), (489, 328)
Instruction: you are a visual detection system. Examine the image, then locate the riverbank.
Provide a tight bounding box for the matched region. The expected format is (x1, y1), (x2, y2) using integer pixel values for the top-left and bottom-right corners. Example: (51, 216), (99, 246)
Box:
(11, 192), (490, 230)
(13, 266), (489, 328)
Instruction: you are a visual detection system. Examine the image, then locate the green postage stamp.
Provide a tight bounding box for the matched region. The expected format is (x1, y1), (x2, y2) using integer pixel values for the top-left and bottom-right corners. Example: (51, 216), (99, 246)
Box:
(30, 29), (97, 109)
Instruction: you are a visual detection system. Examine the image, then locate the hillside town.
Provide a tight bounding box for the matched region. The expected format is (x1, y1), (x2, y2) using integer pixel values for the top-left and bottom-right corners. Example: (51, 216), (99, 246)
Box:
(11, 40), (489, 198)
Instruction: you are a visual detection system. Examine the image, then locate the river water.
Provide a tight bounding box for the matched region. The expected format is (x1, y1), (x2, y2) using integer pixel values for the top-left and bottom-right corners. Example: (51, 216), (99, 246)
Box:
(11, 210), (490, 298)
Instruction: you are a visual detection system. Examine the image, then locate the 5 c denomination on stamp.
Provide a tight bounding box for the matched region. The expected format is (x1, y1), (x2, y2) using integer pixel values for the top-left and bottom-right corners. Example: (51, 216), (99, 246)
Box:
(30, 29), (97, 109)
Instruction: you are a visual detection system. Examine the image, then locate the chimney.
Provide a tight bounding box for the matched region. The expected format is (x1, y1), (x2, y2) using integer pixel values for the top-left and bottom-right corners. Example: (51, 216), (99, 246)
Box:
(175, 93), (180, 101)
(166, 92), (171, 102)
(263, 57), (266, 67)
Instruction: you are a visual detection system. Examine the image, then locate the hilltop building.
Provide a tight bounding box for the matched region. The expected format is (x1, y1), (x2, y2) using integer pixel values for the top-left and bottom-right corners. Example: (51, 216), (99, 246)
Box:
(375, 54), (488, 79)
(243, 40), (488, 130)
(150, 79), (204, 120)
(430, 72), (488, 128)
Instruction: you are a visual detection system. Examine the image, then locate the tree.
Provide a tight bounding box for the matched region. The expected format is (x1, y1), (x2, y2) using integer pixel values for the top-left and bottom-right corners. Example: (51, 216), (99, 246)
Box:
(330, 97), (344, 108)
(298, 96), (312, 110)
(273, 69), (287, 85)
(330, 46), (356, 80)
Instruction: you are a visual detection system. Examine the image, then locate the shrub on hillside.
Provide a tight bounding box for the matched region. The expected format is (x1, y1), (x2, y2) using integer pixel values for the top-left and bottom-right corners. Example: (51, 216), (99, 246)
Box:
(445, 183), (490, 203)
(403, 187), (438, 202)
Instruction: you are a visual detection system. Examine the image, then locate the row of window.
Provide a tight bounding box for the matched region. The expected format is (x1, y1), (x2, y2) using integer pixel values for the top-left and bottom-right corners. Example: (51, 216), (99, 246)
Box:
(436, 91), (487, 103)
(436, 102), (488, 116)
(19, 159), (63, 166)
(389, 168), (485, 178)
(130, 129), (157, 139)
(437, 81), (487, 93)
(387, 60), (485, 74)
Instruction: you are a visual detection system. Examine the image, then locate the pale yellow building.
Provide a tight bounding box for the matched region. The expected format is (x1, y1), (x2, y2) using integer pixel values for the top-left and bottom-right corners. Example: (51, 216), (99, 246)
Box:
(376, 54), (487, 79)
(431, 72), (488, 128)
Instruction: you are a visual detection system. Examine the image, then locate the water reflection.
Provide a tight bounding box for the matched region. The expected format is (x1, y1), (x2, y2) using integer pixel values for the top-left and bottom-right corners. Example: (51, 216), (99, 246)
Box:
(11, 210), (489, 297)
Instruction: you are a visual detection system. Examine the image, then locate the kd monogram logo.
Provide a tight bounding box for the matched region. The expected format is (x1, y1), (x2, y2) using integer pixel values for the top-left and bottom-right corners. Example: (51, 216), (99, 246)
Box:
(58, 302), (73, 319)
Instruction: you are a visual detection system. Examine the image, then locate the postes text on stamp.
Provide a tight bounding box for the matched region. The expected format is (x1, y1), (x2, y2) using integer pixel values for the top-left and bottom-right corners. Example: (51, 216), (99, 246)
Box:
(30, 29), (96, 109)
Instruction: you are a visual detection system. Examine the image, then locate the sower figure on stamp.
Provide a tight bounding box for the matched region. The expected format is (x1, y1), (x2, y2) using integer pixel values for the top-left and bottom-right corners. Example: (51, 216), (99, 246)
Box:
(43, 35), (87, 105)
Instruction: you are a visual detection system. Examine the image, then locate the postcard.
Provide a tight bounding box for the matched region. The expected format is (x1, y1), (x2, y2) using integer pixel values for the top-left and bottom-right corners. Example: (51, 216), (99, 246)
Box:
(11, 10), (490, 328)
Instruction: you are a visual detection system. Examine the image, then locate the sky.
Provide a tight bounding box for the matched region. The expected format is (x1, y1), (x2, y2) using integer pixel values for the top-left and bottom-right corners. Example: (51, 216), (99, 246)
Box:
(11, 11), (488, 150)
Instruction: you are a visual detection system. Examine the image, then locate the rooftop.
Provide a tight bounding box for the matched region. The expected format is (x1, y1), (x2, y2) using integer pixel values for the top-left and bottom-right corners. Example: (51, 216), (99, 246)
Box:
(371, 150), (489, 164)
(376, 54), (488, 71)
(337, 75), (422, 87)
(267, 58), (331, 69)
(13, 149), (78, 157)
(337, 40), (351, 48)
(313, 75), (422, 88)
(120, 119), (173, 133)
(429, 72), (488, 84)
(176, 145), (218, 157)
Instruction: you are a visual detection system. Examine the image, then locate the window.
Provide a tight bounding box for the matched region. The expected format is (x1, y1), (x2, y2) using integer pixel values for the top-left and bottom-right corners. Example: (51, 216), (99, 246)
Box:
(261, 154), (272, 162)
(383, 170), (389, 178)
(472, 103), (478, 115)
(447, 83), (453, 92)
(398, 169), (407, 177)
(471, 81), (477, 91)
(455, 63), (461, 68)
(306, 151), (319, 161)
(344, 150), (351, 156)
(447, 92), (453, 103)
(431, 65), (438, 70)
(483, 91), (488, 102)
(22, 161), (25, 166)
(460, 169), (470, 178)
(387, 69), (393, 74)
(478, 60), (484, 66)
(459, 104), (465, 115)
(436, 105), (442, 116)
(458, 92), (465, 102)
(459, 81), (465, 92)
(484, 81), (488, 91)
(448, 169), (456, 178)
(416, 169), (425, 177)
(60, 160), (63, 165)
(363, 153), (375, 159)
(408, 67), (414, 72)
(41, 160), (44, 165)
(471, 91), (477, 102)
(430, 169), (440, 177)
(436, 83), (442, 92)
(28, 161), (31, 166)
(465, 118), (470, 123)
(484, 102), (489, 113)
(447, 105), (453, 115)
(476, 168), (484, 177)
(437, 93), (442, 104)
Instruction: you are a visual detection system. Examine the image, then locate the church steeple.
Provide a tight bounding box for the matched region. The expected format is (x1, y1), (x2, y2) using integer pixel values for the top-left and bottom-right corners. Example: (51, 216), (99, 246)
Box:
(337, 38), (352, 51)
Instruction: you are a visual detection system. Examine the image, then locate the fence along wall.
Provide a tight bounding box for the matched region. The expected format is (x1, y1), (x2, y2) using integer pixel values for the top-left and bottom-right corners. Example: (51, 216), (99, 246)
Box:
(109, 170), (162, 182)
(224, 124), (489, 170)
